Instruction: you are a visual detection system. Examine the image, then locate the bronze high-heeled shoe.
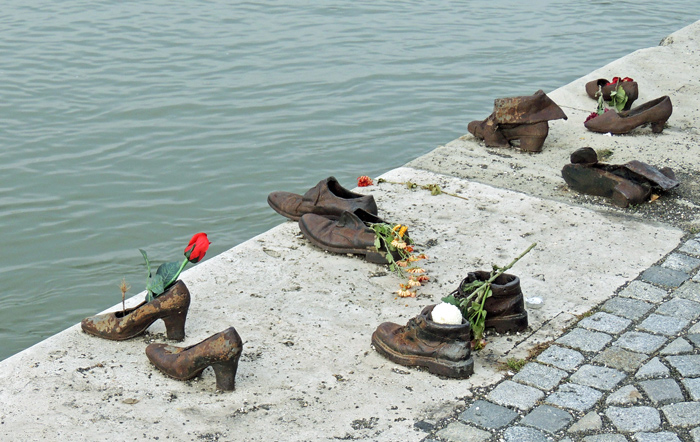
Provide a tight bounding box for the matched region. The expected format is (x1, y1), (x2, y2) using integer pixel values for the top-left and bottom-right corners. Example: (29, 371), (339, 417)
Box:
(585, 78), (638, 111)
(468, 90), (567, 152)
(81, 280), (190, 341)
(584, 96), (672, 134)
(145, 327), (243, 391)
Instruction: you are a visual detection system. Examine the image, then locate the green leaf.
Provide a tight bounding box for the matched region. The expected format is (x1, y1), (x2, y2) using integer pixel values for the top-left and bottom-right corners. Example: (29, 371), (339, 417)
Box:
(139, 249), (151, 278)
(146, 274), (165, 297)
(441, 294), (460, 306)
(155, 261), (181, 292)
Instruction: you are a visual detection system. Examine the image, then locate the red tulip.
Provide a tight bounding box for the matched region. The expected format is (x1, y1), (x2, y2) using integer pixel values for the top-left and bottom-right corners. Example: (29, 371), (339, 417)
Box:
(184, 232), (210, 263)
(622, 77), (634, 82)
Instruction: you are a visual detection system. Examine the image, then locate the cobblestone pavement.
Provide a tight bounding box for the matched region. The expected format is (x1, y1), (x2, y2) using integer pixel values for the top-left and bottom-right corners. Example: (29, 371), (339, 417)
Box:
(423, 234), (700, 442)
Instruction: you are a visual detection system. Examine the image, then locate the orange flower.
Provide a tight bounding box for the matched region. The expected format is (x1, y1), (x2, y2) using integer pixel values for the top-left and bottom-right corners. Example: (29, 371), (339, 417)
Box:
(357, 176), (373, 187)
(396, 260), (408, 267)
(405, 245), (414, 253)
(406, 267), (425, 274)
(392, 224), (401, 232)
(397, 289), (416, 298)
(398, 226), (408, 238)
(416, 275), (429, 282)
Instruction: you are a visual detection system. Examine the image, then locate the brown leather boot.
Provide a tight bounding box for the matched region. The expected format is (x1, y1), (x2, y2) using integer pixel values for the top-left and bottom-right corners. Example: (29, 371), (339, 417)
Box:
(298, 209), (403, 264)
(267, 176), (378, 221)
(146, 327), (243, 391)
(371, 305), (474, 378)
(468, 90), (567, 152)
(81, 280), (190, 341)
(456, 271), (528, 333)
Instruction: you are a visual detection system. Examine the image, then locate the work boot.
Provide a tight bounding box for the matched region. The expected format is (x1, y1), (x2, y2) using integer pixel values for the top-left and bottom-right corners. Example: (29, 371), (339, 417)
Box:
(468, 90), (567, 152)
(456, 271), (528, 333)
(371, 305), (474, 378)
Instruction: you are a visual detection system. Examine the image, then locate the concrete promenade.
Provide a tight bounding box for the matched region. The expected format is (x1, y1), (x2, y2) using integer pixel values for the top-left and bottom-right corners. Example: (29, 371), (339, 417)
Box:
(1, 20), (699, 442)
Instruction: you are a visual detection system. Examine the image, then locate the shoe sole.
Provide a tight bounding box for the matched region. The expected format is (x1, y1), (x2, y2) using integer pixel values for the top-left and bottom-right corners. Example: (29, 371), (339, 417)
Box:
(371, 331), (474, 378)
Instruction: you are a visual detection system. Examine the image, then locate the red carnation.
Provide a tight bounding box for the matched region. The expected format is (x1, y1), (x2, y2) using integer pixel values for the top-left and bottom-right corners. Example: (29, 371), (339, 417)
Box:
(184, 232), (210, 263)
(357, 176), (373, 187)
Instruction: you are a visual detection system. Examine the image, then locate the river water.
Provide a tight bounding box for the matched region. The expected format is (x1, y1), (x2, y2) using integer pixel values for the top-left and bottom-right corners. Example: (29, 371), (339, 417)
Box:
(1, 1), (698, 361)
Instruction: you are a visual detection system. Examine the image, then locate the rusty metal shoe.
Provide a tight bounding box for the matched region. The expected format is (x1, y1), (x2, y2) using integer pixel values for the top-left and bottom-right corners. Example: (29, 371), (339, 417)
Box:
(298, 209), (402, 264)
(585, 78), (639, 110)
(145, 327), (243, 391)
(371, 305), (474, 378)
(562, 147), (679, 208)
(584, 96), (672, 134)
(454, 271), (528, 333)
(468, 90), (567, 152)
(267, 176), (378, 221)
(81, 280), (190, 341)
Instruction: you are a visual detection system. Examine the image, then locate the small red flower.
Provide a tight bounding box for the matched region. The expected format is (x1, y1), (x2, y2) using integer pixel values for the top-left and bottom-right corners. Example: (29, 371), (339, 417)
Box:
(184, 232), (210, 263)
(357, 176), (373, 187)
(621, 76), (634, 82)
(584, 112), (599, 123)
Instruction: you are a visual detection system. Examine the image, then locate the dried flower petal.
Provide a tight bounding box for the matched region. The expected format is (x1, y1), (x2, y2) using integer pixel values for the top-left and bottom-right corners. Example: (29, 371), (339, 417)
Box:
(396, 260), (408, 267)
(406, 267), (425, 274)
(397, 289), (416, 298)
(416, 275), (430, 282)
(399, 226), (408, 238)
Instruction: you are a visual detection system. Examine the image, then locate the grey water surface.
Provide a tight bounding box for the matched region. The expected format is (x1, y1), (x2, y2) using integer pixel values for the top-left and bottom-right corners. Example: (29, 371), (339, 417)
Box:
(1, 1), (699, 361)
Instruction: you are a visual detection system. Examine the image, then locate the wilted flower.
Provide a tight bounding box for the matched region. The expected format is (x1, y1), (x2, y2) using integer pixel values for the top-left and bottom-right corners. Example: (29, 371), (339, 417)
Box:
(357, 176), (373, 187)
(406, 267), (425, 274)
(397, 289), (416, 298)
(407, 278), (421, 288)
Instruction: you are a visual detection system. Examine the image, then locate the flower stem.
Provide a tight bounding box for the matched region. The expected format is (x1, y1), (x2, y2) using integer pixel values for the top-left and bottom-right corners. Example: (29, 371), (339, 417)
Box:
(165, 258), (189, 289)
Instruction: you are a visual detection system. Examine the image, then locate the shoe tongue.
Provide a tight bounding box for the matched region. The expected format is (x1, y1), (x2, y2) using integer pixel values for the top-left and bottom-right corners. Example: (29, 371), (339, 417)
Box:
(337, 211), (366, 229)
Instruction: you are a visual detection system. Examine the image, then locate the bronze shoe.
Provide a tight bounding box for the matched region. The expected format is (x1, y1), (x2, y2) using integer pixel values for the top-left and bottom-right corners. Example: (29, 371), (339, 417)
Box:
(145, 327), (243, 391)
(468, 90), (567, 152)
(371, 305), (474, 378)
(298, 209), (402, 264)
(453, 271), (528, 333)
(584, 96), (672, 134)
(81, 280), (190, 341)
(585, 78), (639, 110)
(562, 147), (679, 208)
(267, 176), (378, 221)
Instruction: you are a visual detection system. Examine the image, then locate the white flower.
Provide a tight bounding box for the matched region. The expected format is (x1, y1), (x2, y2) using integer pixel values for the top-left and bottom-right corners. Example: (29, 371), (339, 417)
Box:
(431, 303), (463, 325)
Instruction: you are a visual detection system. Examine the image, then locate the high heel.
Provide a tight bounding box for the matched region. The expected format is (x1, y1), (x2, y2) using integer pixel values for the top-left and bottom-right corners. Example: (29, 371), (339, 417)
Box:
(145, 327), (243, 391)
(585, 78), (638, 110)
(584, 96), (672, 135)
(468, 90), (566, 152)
(81, 280), (190, 341)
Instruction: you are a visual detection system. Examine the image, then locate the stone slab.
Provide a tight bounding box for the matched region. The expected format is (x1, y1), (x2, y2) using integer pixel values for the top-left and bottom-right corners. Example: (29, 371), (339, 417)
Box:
(459, 400), (519, 430)
(636, 357), (670, 379)
(639, 379), (684, 404)
(634, 432), (682, 442)
(570, 364), (627, 391)
(661, 402), (700, 427)
(618, 280), (667, 303)
(638, 314), (690, 336)
(660, 337), (694, 355)
(503, 426), (551, 442)
(662, 253), (700, 273)
(579, 312), (632, 335)
(520, 405), (572, 434)
(545, 383), (602, 412)
(614, 332), (668, 354)
(666, 355), (700, 377)
(682, 378), (700, 401)
(641, 266), (690, 288)
(607, 385), (643, 405)
(606, 406), (661, 432)
(602, 297), (654, 321)
(593, 347), (648, 372)
(583, 435), (627, 442)
(487, 380), (544, 411)
(568, 411), (602, 433)
(536, 345), (585, 372)
(675, 281), (700, 303)
(655, 298), (700, 321)
(555, 328), (612, 353)
(512, 363), (567, 391)
(435, 422), (491, 442)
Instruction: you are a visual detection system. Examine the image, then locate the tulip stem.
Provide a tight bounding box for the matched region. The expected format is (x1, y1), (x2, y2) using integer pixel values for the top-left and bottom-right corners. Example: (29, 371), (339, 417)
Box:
(165, 258), (189, 290)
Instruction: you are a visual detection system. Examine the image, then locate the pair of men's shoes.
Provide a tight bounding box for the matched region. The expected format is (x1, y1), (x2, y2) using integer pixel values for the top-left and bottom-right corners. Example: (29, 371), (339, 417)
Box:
(268, 177), (401, 264)
(81, 281), (243, 391)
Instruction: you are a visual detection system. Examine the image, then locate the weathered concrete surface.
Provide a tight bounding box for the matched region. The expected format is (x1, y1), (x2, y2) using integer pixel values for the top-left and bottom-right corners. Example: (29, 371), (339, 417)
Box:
(408, 20), (700, 230)
(1, 19), (697, 442)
